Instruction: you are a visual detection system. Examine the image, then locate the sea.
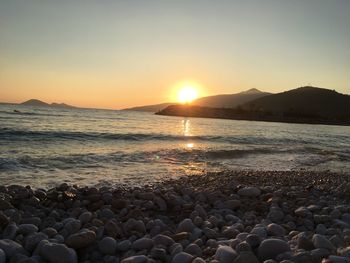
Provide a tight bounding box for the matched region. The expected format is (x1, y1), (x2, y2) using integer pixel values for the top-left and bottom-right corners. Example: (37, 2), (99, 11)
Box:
(0, 104), (349, 188)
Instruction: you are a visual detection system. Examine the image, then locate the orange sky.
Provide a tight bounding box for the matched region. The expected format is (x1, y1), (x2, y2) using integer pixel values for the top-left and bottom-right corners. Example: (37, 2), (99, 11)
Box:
(1, 1), (349, 109)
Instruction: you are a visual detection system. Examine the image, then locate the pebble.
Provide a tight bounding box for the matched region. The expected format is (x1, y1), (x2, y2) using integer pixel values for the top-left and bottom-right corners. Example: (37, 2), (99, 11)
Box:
(121, 255), (148, 263)
(312, 234), (335, 251)
(132, 237), (154, 250)
(78, 211), (92, 224)
(0, 239), (26, 258)
(215, 245), (238, 263)
(172, 252), (194, 263)
(177, 218), (195, 233)
(18, 224), (38, 235)
(39, 241), (77, 263)
(0, 249), (5, 263)
(267, 223), (286, 237)
(258, 239), (291, 261)
(237, 187), (261, 197)
(65, 229), (96, 249)
(98, 237), (117, 255)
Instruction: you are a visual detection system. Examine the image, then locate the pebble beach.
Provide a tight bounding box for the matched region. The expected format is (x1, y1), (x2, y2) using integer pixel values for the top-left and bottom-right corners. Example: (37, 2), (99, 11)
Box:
(1, 170), (350, 263)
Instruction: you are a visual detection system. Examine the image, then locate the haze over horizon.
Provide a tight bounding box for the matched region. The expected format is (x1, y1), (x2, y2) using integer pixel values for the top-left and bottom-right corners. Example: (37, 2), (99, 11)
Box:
(1, 0), (350, 109)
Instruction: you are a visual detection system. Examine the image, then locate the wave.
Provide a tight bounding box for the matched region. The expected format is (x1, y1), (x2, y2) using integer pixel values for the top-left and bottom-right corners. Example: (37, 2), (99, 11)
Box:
(0, 127), (314, 145)
(0, 110), (66, 117)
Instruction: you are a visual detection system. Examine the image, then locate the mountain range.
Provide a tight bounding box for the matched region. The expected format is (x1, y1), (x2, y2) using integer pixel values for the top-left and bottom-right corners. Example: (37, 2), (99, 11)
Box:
(18, 99), (75, 108)
(124, 88), (269, 112)
(156, 86), (350, 126)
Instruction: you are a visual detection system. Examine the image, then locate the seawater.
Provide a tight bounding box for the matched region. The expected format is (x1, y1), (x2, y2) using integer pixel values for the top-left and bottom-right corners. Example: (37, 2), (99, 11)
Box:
(0, 104), (349, 188)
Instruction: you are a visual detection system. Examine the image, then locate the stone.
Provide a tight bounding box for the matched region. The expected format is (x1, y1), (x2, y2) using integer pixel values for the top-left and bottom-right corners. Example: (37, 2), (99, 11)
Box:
(312, 234), (335, 251)
(237, 187), (261, 197)
(78, 211), (92, 224)
(267, 207), (284, 223)
(65, 229), (96, 249)
(258, 239), (290, 261)
(105, 220), (123, 238)
(172, 252), (194, 263)
(117, 239), (131, 251)
(0, 249), (5, 263)
(18, 224), (39, 235)
(98, 237), (117, 255)
(297, 235), (314, 250)
(121, 255), (148, 263)
(0, 239), (26, 258)
(153, 234), (175, 247)
(63, 220), (81, 235)
(24, 232), (48, 252)
(185, 243), (202, 256)
(327, 255), (350, 263)
(176, 218), (195, 233)
(39, 241), (77, 263)
(3, 223), (18, 240)
(267, 223), (285, 237)
(124, 219), (146, 234)
(0, 199), (13, 210)
(224, 200), (241, 210)
(233, 251), (260, 263)
(214, 245), (238, 263)
(192, 258), (206, 263)
(132, 237), (154, 250)
(294, 207), (312, 218)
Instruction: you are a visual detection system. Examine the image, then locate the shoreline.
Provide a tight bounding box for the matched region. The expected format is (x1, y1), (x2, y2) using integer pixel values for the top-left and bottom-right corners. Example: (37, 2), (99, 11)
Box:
(1, 170), (350, 262)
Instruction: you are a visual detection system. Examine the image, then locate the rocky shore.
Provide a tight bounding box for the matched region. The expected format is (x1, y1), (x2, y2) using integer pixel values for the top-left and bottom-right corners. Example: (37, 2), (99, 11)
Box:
(1, 170), (350, 263)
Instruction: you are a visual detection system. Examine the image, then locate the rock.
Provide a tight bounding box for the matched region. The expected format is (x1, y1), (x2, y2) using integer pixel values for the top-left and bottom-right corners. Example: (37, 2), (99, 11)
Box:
(121, 255), (148, 263)
(78, 211), (92, 224)
(105, 220), (123, 238)
(267, 223), (285, 237)
(312, 234), (335, 251)
(237, 187), (261, 197)
(214, 245), (238, 263)
(39, 241), (77, 263)
(0, 199), (13, 210)
(0, 239), (26, 258)
(233, 251), (260, 263)
(3, 223), (18, 240)
(176, 218), (195, 233)
(258, 239), (290, 261)
(24, 232), (48, 252)
(153, 234), (175, 247)
(295, 207), (312, 217)
(65, 229), (96, 249)
(111, 198), (128, 210)
(224, 200), (241, 210)
(117, 239), (131, 251)
(18, 224), (38, 235)
(98, 237), (117, 255)
(0, 212), (9, 228)
(267, 207), (284, 223)
(297, 235), (315, 250)
(154, 196), (167, 211)
(151, 247), (167, 260)
(124, 219), (146, 234)
(172, 252), (194, 263)
(192, 258), (206, 263)
(0, 249), (5, 263)
(132, 237), (154, 250)
(327, 255), (350, 263)
(63, 220), (81, 235)
(185, 243), (202, 256)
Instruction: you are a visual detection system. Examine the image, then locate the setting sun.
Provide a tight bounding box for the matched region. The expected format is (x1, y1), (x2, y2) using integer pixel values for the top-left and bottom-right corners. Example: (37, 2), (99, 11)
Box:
(178, 86), (198, 104)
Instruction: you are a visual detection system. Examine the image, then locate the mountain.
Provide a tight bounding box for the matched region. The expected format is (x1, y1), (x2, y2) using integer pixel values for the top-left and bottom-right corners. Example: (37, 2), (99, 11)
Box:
(241, 86), (350, 119)
(193, 88), (271, 108)
(20, 99), (75, 108)
(156, 87), (350, 126)
(123, 103), (177, 112)
(124, 88), (271, 112)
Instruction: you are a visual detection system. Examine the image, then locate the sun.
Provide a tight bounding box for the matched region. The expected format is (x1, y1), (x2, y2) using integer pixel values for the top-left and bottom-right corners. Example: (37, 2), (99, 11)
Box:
(178, 86), (198, 104)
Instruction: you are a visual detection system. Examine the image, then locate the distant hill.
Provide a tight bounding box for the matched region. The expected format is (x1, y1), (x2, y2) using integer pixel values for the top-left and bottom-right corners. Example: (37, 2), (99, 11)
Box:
(156, 87), (350, 126)
(124, 88), (271, 112)
(123, 103), (177, 112)
(193, 88), (271, 108)
(241, 86), (350, 119)
(21, 99), (75, 108)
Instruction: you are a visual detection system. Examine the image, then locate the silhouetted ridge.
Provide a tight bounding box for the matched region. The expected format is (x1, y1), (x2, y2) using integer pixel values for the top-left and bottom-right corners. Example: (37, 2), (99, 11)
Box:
(20, 99), (75, 108)
(157, 87), (350, 126)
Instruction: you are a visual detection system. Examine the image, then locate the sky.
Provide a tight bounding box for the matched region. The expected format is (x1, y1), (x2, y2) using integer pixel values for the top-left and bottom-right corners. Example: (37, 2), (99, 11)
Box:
(0, 0), (349, 109)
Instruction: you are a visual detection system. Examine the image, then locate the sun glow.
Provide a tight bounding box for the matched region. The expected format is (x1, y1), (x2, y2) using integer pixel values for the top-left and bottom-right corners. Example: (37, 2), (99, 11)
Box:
(178, 86), (198, 104)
